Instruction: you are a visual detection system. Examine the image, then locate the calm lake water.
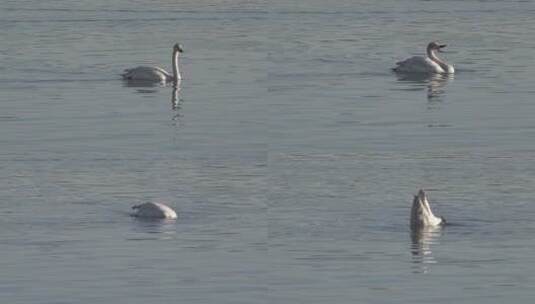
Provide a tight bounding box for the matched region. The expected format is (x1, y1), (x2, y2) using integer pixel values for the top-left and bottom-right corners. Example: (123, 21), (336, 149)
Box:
(2, 0), (535, 303)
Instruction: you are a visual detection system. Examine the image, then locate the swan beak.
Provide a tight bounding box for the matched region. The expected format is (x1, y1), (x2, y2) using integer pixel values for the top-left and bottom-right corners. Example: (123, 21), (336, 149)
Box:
(174, 44), (184, 53)
(438, 44), (447, 52)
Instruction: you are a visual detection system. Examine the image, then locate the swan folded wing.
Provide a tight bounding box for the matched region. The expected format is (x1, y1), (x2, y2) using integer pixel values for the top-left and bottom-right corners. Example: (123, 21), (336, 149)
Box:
(122, 66), (171, 82)
(394, 56), (442, 73)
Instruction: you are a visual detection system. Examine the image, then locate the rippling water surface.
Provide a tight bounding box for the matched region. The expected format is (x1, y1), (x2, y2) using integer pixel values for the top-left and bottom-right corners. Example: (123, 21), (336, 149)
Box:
(2, 0), (535, 303)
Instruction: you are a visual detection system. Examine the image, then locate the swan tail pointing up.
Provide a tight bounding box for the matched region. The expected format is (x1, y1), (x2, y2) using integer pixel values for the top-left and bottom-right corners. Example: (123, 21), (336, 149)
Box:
(410, 189), (445, 230)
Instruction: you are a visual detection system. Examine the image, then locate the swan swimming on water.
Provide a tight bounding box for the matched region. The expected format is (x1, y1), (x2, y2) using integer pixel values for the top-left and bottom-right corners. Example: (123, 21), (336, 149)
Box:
(410, 189), (445, 230)
(394, 42), (454, 74)
(122, 43), (183, 84)
(132, 202), (178, 219)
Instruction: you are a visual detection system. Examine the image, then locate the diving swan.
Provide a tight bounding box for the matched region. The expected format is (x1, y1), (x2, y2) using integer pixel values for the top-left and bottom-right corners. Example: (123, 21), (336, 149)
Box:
(394, 42), (454, 74)
(122, 43), (183, 84)
(132, 202), (178, 219)
(410, 189), (445, 230)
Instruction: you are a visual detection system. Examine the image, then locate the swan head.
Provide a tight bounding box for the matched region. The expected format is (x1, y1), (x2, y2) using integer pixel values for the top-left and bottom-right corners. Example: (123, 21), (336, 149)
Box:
(427, 42), (447, 53)
(410, 189), (445, 229)
(174, 43), (184, 53)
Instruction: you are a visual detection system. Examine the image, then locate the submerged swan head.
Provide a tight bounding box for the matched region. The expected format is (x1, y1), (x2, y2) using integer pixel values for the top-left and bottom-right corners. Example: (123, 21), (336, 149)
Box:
(410, 189), (445, 230)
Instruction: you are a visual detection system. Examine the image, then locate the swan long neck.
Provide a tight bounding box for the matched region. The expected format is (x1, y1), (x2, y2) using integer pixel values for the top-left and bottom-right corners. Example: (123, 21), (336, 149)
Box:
(172, 49), (181, 83)
(427, 48), (450, 72)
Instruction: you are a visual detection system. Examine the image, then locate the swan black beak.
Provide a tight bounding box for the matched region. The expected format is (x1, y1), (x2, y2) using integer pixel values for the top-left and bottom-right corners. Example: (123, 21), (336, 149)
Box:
(174, 44), (184, 53)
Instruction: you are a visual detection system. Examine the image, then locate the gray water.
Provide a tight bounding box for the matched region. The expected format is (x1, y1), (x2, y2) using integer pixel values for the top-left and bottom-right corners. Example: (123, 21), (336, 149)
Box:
(2, 0), (535, 303)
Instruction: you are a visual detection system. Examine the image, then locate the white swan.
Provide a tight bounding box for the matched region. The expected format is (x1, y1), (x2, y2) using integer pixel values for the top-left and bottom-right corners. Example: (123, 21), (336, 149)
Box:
(122, 43), (183, 84)
(410, 189), (445, 230)
(132, 202), (178, 219)
(394, 42), (454, 74)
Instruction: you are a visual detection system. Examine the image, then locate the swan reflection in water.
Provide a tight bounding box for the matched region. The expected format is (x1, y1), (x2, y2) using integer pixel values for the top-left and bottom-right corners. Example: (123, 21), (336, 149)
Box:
(122, 80), (184, 124)
(396, 73), (454, 101)
(410, 225), (443, 274)
(171, 86), (184, 125)
(129, 216), (178, 241)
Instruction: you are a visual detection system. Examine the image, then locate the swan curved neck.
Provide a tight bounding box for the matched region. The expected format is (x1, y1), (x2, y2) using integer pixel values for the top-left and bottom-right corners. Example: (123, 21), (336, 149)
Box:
(427, 48), (450, 72)
(172, 49), (181, 83)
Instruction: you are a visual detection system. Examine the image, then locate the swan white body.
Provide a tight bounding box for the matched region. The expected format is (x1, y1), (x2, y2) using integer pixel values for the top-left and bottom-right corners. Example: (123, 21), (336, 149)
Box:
(122, 43), (183, 83)
(132, 202), (178, 219)
(394, 42), (454, 74)
(122, 66), (172, 82)
(410, 189), (445, 230)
